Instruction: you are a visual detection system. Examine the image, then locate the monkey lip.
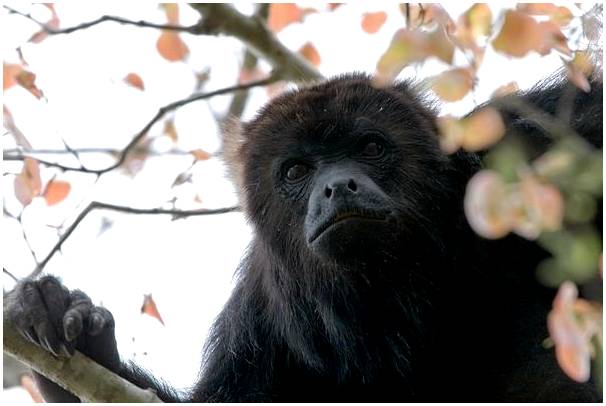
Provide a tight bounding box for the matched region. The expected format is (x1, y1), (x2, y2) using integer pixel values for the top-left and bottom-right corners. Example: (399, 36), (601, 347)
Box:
(308, 210), (390, 244)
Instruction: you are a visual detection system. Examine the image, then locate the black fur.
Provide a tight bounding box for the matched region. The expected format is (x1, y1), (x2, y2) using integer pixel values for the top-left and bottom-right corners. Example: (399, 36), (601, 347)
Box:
(5, 73), (602, 402)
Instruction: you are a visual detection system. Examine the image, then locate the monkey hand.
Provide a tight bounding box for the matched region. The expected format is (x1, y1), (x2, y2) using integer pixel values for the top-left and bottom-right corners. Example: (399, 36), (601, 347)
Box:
(5, 275), (121, 401)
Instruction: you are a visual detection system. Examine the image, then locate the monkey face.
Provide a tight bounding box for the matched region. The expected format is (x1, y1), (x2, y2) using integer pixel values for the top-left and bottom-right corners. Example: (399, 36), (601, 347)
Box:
(227, 74), (456, 267)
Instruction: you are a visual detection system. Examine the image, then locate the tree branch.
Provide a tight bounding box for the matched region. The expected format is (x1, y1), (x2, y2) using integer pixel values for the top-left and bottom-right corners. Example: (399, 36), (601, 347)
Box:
(190, 4), (323, 81)
(4, 5), (199, 34)
(3, 312), (163, 403)
(4, 76), (278, 175)
(31, 202), (240, 278)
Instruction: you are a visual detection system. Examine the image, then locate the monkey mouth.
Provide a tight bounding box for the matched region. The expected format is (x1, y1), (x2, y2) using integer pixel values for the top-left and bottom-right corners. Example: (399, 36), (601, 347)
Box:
(308, 210), (390, 244)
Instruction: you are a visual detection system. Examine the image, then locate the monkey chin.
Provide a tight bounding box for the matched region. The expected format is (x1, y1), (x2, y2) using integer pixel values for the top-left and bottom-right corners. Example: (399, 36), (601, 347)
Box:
(307, 215), (394, 265)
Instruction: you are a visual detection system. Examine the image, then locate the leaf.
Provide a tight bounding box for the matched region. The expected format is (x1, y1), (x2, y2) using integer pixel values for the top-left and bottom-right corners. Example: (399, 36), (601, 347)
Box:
(43, 180), (71, 206)
(14, 158), (42, 207)
(491, 81), (519, 98)
(456, 3), (493, 47)
(426, 25), (455, 64)
(3, 106), (32, 149)
(141, 294), (165, 325)
(535, 21), (571, 56)
(375, 29), (428, 84)
(156, 31), (189, 62)
(328, 4), (342, 11)
(464, 170), (513, 239)
(361, 12), (387, 34)
(460, 107), (505, 151)
(164, 119), (178, 142)
(298, 42), (321, 66)
(3, 63), (22, 90)
(492, 10), (542, 57)
(565, 51), (593, 92)
(547, 281), (594, 383)
(268, 4), (303, 32)
(432, 68), (475, 102)
(517, 4), (573, 26)
(160, 3), (180, 24)
(15, 69), (43, 99)
(124, 73), (145, 90)
(512, 174), (564, 239)
(190, 149), (212, 161)
(29, 4), (60, 44)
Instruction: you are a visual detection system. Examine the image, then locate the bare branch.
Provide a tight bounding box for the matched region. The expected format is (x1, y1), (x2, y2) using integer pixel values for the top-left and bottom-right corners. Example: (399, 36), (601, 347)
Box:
(4, 268), (18, 282)
(3, 312), (163, 403)
(4, 76), (278, 175)
(190, 4), (323, 81)
(4, 5), (199, 35)
(31, 202), (240, 278)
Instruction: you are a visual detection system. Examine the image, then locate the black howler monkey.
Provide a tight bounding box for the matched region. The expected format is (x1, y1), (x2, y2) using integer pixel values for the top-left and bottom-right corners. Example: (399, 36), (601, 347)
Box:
(5, 72), (602, 402)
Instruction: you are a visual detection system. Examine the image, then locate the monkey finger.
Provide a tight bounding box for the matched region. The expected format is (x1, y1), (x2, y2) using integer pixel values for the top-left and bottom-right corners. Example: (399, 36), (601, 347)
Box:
(88, 306), (114, 336)
(63, 310), (84, 342)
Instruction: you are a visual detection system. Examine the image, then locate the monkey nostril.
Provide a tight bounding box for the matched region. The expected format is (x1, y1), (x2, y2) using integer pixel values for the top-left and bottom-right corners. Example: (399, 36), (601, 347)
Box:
(325, 187), (333, 198)
(347, 179), (357, 192)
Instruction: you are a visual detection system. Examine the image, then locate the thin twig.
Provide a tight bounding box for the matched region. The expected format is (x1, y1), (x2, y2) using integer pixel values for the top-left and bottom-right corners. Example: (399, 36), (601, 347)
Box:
(4, 5), (201, 35)
(30, 202), (241, 278)
(5, 76), (279, 175)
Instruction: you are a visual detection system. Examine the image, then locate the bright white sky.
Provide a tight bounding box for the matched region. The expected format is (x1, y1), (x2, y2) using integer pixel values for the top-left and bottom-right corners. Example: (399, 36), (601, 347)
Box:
(2, 2), (591, 402)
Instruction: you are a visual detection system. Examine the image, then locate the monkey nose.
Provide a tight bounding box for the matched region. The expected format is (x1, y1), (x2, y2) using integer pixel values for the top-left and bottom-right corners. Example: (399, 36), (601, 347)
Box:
(324, 178), (358, 199)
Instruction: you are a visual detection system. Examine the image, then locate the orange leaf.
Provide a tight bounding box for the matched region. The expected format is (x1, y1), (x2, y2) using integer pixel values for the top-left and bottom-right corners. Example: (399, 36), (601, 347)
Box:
(328, 4), (342, 11)
(141, 294), (165, 325)
(361, 12), (387, 34)
(29, 4), (59, 44)
(432, 68), (475, 102)
(43, 180), (71, 206)
(124, 73), (144, 90)
(161, 3), (180, 24)
(298, 42), (321, 66)
(16, 69), (43, 99)
(565, 51), (593, 92)
(14, 158), (42, 207)
(190, 149), (212, 161)
(156, 31), (189, 62)
(492, 10), (541, 57)
(268, 4), (303, 32)
(164, 119), (178, 142)
(3, 63), (22, 90)
(491, 81), (519, 98)
(460, 107), (505, 151)
(375, 29), (428, 85)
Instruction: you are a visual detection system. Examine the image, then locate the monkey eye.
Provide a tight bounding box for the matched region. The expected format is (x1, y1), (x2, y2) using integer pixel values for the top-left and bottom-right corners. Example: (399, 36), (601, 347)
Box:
(285, 163), (309, 181)
(360, 140), (384, 157)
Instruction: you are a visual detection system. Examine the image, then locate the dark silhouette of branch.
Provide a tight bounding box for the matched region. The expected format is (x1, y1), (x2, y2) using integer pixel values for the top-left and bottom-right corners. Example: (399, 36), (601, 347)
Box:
(4, 5), (199, 35)
(3, 312), (163, 402)
(30, 203), (241, 278)
(190, 4), (323, 81)
(4, 77), (278, 175)
(4, 268), (18, 282)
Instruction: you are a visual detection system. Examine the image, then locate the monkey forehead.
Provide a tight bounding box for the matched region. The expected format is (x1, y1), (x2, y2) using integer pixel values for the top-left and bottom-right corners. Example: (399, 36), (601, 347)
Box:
(244, 73), (413, 143)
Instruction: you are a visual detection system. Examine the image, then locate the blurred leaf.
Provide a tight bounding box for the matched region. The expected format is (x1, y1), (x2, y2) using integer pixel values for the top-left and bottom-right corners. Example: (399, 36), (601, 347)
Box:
(160, 3), (180, 24)
(164, 119), (178, 142)
(15, 69), (43, 99)
(3, 106), (32, 149)
(172, 172), (192, 188)
(3, 63), (22, 90)
(14, 158), (42, 207)
(438, 107), (504, 153)
(43, 180), (71, 206)
(565, 51), (593, 92)
(491, 81), (519, 98)
(535, 20), (571, 56)
(464, 170), (513, 239)
(268, 4), (303, 32)
(432, 68), (475, 102)
(328, 4), (342, 11)
(29, 4), (60, 43)
(361, 11), (387, 34)
(141, 294), (165, 325)
(492, 10), (541, 57)
(156, 31), (189, 62)
(456, 3), (493, 47)
(375, 29), (428, 84)
(426, 25), (455, 64)
(517, 3), (574, 26)
(548, 281), (601, 383)
(124, 73), (145, 91)
(190, 149), (212, 161)
(298, 42), (321, 66)
(564, 192), (597, 224)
